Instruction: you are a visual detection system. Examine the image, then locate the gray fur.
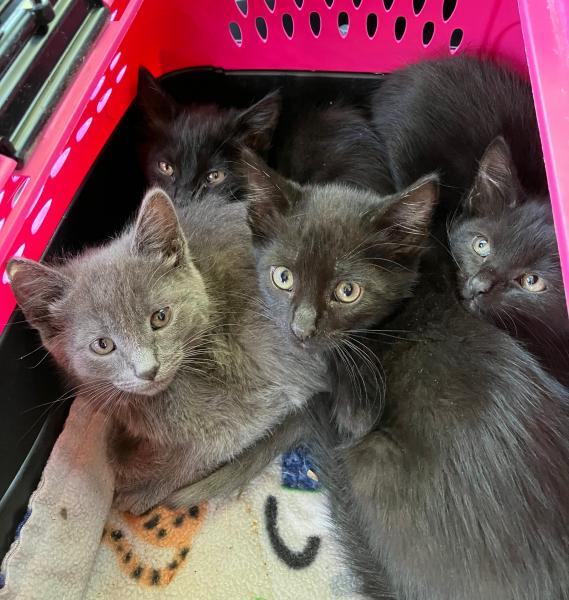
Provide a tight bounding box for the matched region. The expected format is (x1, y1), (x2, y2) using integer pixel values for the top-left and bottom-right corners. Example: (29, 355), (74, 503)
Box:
(8, 189), (327, 514)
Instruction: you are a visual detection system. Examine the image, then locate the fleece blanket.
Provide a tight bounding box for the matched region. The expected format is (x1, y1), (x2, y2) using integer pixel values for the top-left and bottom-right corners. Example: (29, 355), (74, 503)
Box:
(0, 398), (362, 600)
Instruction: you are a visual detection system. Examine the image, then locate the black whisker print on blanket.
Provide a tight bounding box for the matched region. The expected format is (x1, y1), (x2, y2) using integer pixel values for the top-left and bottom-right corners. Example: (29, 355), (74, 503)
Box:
(264, 495), (321, 569)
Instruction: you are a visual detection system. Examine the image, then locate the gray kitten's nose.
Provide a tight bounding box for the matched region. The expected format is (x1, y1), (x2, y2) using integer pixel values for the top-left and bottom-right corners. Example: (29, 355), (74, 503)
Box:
(136, 363), (160, 381)
(291, 304), (317, 342)
(291, 320), (315, 342)
(468, 273), (494, 297)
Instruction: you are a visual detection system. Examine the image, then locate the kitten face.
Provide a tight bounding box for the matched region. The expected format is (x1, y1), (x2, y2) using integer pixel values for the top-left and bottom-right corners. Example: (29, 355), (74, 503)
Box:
(450, 202), (566, 333)
(137, 68), (280, 206)
(243, 152), (438, 352)
(8, 189), (209, 398)
(449, 136), (568, 335)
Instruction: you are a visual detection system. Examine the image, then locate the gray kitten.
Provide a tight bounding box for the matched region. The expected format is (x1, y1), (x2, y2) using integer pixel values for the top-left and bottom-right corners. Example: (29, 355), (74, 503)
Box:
(8, 189), (327, 514)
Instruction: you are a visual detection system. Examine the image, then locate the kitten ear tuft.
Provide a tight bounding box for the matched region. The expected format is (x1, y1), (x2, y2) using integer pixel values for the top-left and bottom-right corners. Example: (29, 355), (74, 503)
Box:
(234, 90), (282, 152)
(370, 174), (439, 256)
(137, 67), (178, 125)
(7, 258), (70, 341)
(467, 136), (523, 215)
(132, 188), (188, 265)
(241, 149), (301, 245)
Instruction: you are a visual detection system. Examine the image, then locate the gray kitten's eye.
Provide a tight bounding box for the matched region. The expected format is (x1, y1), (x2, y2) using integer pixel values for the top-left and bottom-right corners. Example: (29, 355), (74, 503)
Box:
(519, 273), (546, 293)
(151, 307), (172, 329)
(90, 337), (115, 355)
(271, 266), (294, 291)
(205, 169), (227, 186)
(334, 281), (362, 304)
(472, 235), (491, 257)
(158, 161), (174, 176)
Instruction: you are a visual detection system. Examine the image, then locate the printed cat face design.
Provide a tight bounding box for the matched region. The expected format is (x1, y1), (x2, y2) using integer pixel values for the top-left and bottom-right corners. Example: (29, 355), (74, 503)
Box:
(137, 68), (281, 206)
(242, 151), (438, 352)
(8, 189), (210, 398)
(448, 137), (567, 334)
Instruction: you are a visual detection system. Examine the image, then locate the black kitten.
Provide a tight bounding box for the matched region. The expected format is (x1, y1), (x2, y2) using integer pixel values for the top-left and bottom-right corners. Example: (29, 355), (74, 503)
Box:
(137, 67), (281, 205)
(448, 136), (569, 382)
(167, 153), (437, 507)
(371, 56), (547, 199)
(273, 100), (393, 194)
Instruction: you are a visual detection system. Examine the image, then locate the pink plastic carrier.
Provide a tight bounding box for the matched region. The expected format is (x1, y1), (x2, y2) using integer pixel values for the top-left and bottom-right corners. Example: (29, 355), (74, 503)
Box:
(0, 0), (568, 333)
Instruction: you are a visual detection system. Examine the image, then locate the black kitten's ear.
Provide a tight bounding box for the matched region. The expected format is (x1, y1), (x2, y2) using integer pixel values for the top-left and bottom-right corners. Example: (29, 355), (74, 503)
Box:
(466, 136), (523, 215)
(370, 174), (439, 256)
(241, 149), (301, 245)
(7, 259), (70, 341)
(234, 91), (281, 152)
(132, 188), (188, 266)
(137, 67), (178, 125)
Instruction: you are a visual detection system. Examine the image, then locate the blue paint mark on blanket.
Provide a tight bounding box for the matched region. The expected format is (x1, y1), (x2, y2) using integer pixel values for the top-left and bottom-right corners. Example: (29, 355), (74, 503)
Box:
(281, 446), (320, 491)
(0, 508), (31, 589)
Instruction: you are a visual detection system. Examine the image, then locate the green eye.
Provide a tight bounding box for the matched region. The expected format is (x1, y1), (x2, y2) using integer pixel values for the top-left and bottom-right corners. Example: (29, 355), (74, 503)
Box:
(472, 235), (491, 257)
(151, 307), (172, 329)
(519, 273), (546, 293)
(334, 281), (362, 304)
(271, 266), (294, 291)
(90, 337), (115, 355)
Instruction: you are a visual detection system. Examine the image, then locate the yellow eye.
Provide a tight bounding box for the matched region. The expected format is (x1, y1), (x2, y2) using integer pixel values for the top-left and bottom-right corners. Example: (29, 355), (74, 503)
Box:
(158, 161), (174, 176)
(151, 307), (172, 329)
(205, 169), (227, 186)
(472, 235), (491, 257)
(519, 273), (546, 293)
(271, 266), (294, 291)
(90, 337), (115, 355)
(334, 281), (362, 304)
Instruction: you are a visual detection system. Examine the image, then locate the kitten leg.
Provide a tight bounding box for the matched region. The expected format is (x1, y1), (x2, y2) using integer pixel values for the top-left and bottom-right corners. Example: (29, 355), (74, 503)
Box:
(166, 410), (311, 507)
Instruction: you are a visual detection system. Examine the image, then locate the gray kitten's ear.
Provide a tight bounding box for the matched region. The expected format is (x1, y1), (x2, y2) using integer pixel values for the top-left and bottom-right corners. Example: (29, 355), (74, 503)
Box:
(137, 67), (178, 125)
(7, 258), (70, 340)
(370, 174), (439, 256)
(132, 188), (188, 266)
(234, 91), (281, 152)
(241, 149), (301, 245)
(466, 136), (523, 215)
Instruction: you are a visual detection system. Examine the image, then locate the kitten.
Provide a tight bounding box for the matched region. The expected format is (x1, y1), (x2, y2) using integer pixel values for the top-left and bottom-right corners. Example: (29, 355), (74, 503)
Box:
(448, 136), (569, 383)
(167, 152), (436, 507)
(7, 188), (327, 514)
(371, 55), (547, 200)
(177, 159), (569, 599)
(272, 100), (394, 194)
(137, 67), (281, 205)
(372, 55), (568, 381)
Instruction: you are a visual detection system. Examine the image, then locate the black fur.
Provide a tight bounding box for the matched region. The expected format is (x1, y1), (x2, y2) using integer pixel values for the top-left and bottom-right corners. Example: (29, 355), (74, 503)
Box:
(136, 67), (281, 205)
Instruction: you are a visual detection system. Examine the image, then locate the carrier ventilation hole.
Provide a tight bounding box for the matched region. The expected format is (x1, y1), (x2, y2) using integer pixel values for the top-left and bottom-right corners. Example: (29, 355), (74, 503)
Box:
(229, 22), (242, 46)
(413, 0), (425, 15)
(294, 0), (303, 9)
(366, 13), (378, 38)
(324, 0), (333, 7)
(352, 0), (362, 8)
(265, 0), (275, 11)
(282, 13), (294, 37)
(383, 0), (394, 11)
(394, 16), (406, 40)
(235, 0), (248, 16)
(422, 21), (434, 45)
(450, 27), (463, 50)
(256, 17), (268, 40)
(443, 0), (457, 21)
(338, 12), (349, 37)
(310, 12), (321, 36)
